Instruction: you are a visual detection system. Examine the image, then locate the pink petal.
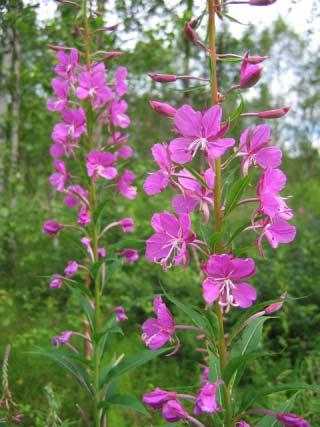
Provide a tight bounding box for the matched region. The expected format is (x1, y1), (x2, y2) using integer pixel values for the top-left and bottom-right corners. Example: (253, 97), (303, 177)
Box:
(255, 146), (282, 169)
(174, 105), (202, 138)
(202, 278), (221, 305)
(207, 138), (235, 160)
(144, 171), (169, 195)
(202, 105), (222, 139)
(233, 283), (257, 308)
(206, 254), (233, 278)
(169, 137), (193, 164)
(151, 143), (171, 169)
(172, 194), (198, 214)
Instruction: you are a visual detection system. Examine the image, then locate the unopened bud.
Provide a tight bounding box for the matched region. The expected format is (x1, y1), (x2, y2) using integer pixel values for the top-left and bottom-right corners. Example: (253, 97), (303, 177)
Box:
(150, 100), (177, 117)
(101, 51), (123, 60)
(189, 17), (200, 29)
(258, 107), (290, 119)
(240, 53), (263, 89)
(247, 55), (268, 64)
(148, 73), (177, 83)
(265, 293), (286, 314)
(184, 22), (199, 43)
(249, 0), (277, 5)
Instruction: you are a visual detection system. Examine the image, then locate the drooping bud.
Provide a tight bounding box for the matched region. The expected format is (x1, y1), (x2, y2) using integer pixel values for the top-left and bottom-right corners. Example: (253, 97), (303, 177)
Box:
(240, 53), (263, 89)
(119, 217), (135, 233)
(258, 107), (290, 119)
(49, 275), (64, 289)
(120, 248), (139, 264)
(162, 400), (189, 423)
(100, 51), (123, 60)
(149, 100), (177, 117)
(184, 21), (199, 44)
(249, 0), (277, 5)
(43, 220), (64, 235)
(64, 261), (79, 277)
(143, 388), (177, 410)
(276, 413), (309, 427)
(148, 73), (177, 83)
(265, 292), (286, 314)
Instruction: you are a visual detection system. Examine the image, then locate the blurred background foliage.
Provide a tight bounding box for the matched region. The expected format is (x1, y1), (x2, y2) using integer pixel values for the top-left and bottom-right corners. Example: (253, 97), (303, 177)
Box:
(0, 0), (320, 425)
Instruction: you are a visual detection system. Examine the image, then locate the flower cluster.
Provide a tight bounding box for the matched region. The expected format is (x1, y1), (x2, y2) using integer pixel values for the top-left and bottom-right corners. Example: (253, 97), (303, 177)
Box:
(140, 1), (307, 425)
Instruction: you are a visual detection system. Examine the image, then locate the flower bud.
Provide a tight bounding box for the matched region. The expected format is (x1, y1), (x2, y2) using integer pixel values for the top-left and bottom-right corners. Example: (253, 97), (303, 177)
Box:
(184, 22), (199, 43)
(64, 261), (79, 277)
(276, 413), (309, 427)
(120, 248), (139, 263)
(162, 400), (189, 422)
(240, 53), (263, 89)
(148, 73), (177, 83)
(265, 292), (286, 314)
(98, 247), (106, 258)
(43, 220), (64, 235)
(258, 107), (290, 119)
(119, 217), (134, 232)
(150, 100), (177, 117)
(249, 0), (277, 5)
(236, 422), (251, 427)
(143, 388), (177, 410)
(247, 55), (268, 64)
(113, 306), (128, 322)
(49, 275), (64, 289)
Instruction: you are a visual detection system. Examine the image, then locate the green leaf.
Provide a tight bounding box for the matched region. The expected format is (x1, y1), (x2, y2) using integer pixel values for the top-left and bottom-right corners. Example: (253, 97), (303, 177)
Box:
(67, 285), (95, 331)
(32, 348), (93, 395)
(224, 174), (252, 217)
(163, 290), (211, 334)
(222, 352), (264, 386)
(101, 394), (150, 417)
(220, 11), (247, 25)
(226, 215), (264, 247)
(229, 95), (245, 122)
(208, 351), (223, 405)
(239, 383), (318, 414)
(100, 348), (170, 386)
(184, 165), (210, 190)
(231, 317), (270, 358)
(217, 57), (242, 63)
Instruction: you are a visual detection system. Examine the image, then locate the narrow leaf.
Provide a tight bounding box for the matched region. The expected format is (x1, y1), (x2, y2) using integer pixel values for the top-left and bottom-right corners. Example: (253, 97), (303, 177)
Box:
(224, 174), (252, 217)
(101, 394), (150, 417)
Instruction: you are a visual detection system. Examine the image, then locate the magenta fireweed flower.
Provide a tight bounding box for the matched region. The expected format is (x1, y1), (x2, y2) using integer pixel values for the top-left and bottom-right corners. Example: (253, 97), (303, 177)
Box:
(47, 77), (69, 112)
(144, 143), (175, 196)
(150, 100), (177, 117)
(49, 159), (70, 192)
(143, 388), (177, 410)
(109, 99), (130, 128)
(172, 168), (214, 221)
(142, 296), (175, 350)
(61, 108), (87, 140)
(64, 261), (79, 277)
(115, 66), (128, 96)
(194, 380), (222, 415)
(120, 248), (139, 263)
(239, 125), (282, 175)
(119, 218), (135, 233)
(117, 170), (137, 199)
(64, 184), (88, 208)
(276, 413), (309, 427)
(86, 151), (117, 181)
(77, 206), (91, 227)
(240, 53), (263, 89)
(117, 145), (133, 159)
(169, 104), (235, 164)
(76, 63), (114, 109)
(54, 48), (78, 81)
(49, 275), (64, 288)
(259, 218), (296, 249)
(236, 422), (251, 427)
(145, 211), (195, 268)
(257, 168), (293, 220)
(202, 254), (256, 310)
(114, 306), (128, 322)
(52, 330), (73, 346)
(43, 220), (64, 235)
(162, 400), (189, 423)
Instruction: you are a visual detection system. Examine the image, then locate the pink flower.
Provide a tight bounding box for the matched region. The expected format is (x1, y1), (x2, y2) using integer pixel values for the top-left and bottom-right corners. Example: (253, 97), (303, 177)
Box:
(194, 380), (222, 415)
(54, 48), (78, 80)
(143, 388), (177, 410)
(47, 77), (69, 112)
(146, 211), (195, 269)
(257, 168), (293, 220)
(49, 159), (70, 192)
(64, 261), (79, 277)
(172, 168), (214, 221)
(115, 66), (128, 96)
(236, 422), (251, 427)
(162, 400), (189, 423)
(259, 218), (296, 249)
(169, 104), (235, 164)
(200, 366), (209, 382)
(239, 125), (282, 175)
(117, 170), (137, 199)
(144, 143), (175, 196)
(109, 99), (130, 128)
(43, 220), (64, 235)
(119, 218), (135, 232)
(150, 100), (177, 117)
(108, 131), (129, 147)
(98, 247), (106, 258)
(77, 206), (91, 227)
(240, 52), (263, 89)
(86, 151), (117, 181)
(117, 145), (133, 159)
(202, 254), (256, 310)
(52, 330), (73, 346)
(120, 248), (139, 263)
(76, 63), (113, 108)
(64, 185), (88, 208)
(276, 413), (309, 427)
(114, 306), (128, 322)
(49, 275), (64, 288)
(142, 296), (175, 350)
(52, 108), (86, 145)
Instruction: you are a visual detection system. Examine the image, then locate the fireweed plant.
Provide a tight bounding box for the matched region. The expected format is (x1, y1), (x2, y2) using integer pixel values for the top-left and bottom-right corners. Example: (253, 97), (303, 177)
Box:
(141, 1), (313, 427)
(40, 1), (163, 425)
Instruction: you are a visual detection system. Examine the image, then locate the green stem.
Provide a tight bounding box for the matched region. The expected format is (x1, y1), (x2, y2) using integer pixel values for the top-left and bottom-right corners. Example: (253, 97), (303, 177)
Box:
(83, 1), (102, 425)
(207, 1), (233, 426)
